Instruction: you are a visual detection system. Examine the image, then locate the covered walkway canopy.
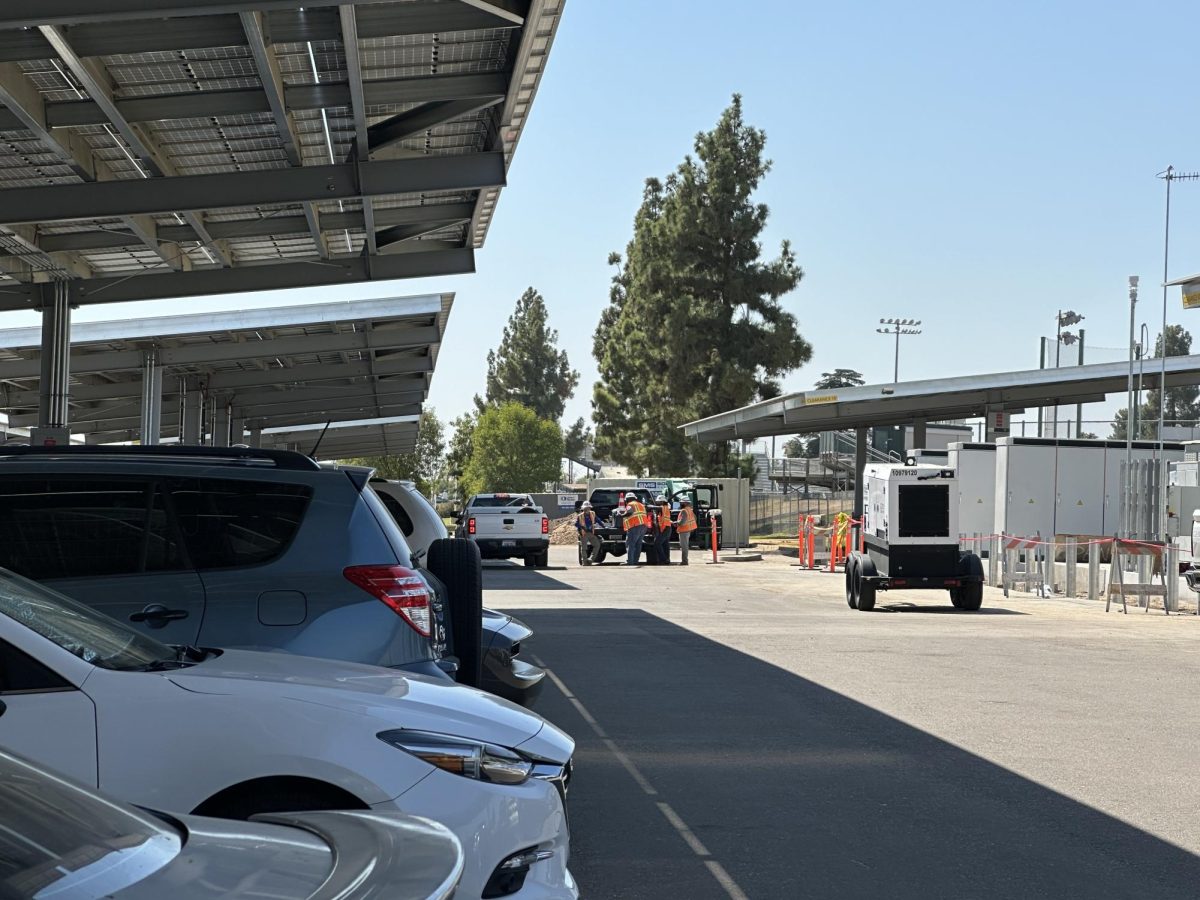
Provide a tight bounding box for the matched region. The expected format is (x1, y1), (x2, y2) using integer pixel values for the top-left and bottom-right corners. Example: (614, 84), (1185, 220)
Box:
(684, 355), (1200, 521)
(683, 355), (1200, 442)
(0, 0), (563, 437)
(0, 292), (451, 450)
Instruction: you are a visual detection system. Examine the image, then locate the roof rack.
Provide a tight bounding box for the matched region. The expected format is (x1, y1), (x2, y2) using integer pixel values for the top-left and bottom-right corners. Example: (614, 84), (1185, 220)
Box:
(0, 445), (321, 471)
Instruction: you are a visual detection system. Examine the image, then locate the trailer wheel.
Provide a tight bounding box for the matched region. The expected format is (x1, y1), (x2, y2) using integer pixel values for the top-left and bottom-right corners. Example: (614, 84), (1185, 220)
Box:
(955, 553), (985, 611)
(857, 576), (877, 611)
(845, 555), (859, 609)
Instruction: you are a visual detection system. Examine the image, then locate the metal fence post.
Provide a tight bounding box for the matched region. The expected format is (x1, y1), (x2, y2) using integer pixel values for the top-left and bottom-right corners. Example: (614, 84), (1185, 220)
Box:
(1065, 537), (1077, 598)
(1166, 544), (1179, 613)
(1088, 542), (1100, 602)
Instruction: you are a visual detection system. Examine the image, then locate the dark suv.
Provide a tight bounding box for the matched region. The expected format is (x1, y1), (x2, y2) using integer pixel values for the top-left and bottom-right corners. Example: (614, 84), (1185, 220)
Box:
(0, 445), (476, 682)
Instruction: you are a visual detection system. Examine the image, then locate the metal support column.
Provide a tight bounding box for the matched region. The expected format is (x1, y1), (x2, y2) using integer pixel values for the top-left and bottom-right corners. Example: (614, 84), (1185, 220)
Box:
(912, 419), (927, 452)
(230, 414), (245, 446)
(213, 401), (231, 447)
(248, 427), (263, 448)
(139, 350), (163, 445)
(181, 378), (202, 445)
(853, 427), (868, 549)
(35, 280), (72, 443)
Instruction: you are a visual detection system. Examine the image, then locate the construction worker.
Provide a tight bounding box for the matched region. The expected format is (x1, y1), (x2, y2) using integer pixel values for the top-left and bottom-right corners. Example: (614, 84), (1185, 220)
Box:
(621, 492), (650, 566)
(675, 498), (698, 565)
(576, 501), (600, 566)
(653, 494), (673, 565)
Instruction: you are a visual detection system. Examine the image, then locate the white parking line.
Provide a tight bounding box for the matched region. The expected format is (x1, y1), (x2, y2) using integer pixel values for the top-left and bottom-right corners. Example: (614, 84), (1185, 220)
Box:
(531, 654), (752, 900)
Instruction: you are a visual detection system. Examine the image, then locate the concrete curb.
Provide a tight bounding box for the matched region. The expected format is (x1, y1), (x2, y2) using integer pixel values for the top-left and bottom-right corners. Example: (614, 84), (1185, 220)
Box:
(719, 552), (763, 562)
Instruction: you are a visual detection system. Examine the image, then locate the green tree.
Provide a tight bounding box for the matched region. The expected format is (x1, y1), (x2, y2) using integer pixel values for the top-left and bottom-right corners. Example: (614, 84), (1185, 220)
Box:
(815, 369), (864, 390)
(461, 403), (564, 495)
(1111, 325), (1199, 438)
(483, 287), (578, 421)
(593, 95), (810, 476)
(345, 409), (444, 494)
(783, 435), (818, 458)
(563, 417), (593, 460)
(446, 410), (477, 476)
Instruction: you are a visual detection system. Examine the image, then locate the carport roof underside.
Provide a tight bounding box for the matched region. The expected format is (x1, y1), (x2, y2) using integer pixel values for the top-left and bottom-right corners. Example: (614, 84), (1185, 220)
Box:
(0, 0), (562, 310)
(683, 355), (1200, 442)
(0, 292), (451, 449)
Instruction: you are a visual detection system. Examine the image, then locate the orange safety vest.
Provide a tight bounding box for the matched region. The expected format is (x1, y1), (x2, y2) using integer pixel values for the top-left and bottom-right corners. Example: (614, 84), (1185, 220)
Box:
(657, 503), (672, 529)
(623, 499), (650, 531)
(676, 506), (698, 533)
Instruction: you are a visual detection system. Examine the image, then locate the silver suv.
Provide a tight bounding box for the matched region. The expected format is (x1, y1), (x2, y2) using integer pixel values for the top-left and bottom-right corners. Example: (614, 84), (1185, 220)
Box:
(0, 445), (458, 681)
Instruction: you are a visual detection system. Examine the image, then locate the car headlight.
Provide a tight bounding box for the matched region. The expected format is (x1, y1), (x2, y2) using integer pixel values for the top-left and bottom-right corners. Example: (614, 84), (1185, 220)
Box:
(378, 730), (534, 785)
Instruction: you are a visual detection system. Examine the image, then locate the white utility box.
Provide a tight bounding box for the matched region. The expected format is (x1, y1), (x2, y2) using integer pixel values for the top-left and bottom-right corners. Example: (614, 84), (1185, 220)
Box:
(948, 442), (996, 538)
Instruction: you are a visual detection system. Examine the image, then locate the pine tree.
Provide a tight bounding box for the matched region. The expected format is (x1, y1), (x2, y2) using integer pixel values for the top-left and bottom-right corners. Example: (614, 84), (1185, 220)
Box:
(1111, 325), (1199, 438)
(484, 287), (578, 422)
(593, 95), (810, 475)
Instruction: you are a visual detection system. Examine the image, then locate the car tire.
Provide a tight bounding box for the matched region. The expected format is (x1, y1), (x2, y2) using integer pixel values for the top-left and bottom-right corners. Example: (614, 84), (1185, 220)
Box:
(846, 555), (859, 609)
(426, 538), (484, 688)
(596, 550), (608, 565)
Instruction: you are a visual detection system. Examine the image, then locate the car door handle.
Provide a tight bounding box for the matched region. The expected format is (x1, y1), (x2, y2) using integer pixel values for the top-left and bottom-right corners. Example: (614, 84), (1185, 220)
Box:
(129, 606), (189, 626)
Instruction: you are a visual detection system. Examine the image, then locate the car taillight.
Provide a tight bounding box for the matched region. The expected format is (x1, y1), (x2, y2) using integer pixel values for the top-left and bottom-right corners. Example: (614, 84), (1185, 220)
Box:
(343, 565), (431, 637)
(468, 516), (476, 535)
(541, 516), (549, 534)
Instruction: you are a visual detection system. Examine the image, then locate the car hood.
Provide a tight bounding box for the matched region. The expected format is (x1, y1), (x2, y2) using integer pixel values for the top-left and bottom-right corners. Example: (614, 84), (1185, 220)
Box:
(167, 649), (554, 751)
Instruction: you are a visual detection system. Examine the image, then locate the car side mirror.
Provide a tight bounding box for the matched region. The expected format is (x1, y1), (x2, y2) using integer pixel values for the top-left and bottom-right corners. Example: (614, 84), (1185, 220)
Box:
(450, 508), (461, 519)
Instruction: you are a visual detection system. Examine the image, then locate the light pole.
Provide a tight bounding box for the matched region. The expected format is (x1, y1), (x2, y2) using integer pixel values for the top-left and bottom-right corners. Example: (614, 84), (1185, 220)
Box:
(1050, 310), (1084, 438)
(1156, 166), (1200, 539)
(1125, 277), (1139, 529)
(876, 318), (922, 382)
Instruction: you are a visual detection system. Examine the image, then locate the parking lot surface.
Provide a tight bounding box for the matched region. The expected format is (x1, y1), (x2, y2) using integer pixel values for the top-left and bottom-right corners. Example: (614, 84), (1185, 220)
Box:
(487, 546), (1200, 899)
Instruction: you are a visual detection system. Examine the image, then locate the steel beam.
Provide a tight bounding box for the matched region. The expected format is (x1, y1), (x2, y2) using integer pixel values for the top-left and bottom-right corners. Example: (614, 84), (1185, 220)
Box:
(0, 1), (384, 28)
(0, 328), (438, 380)
(38, 202), (476, 253)
(38, 73), (510, 130)
(37, 281), (71, 429)
(458, 0), (528, 25)
(339, 5), (376, 256)
(37, 25), (230, 266)
(239, 10), (328, 258)
(368, 97), (504, 154)
(49, 400), (423, 433)
(139, 350), (163, 444)
(0, 154), (504, 225)
(0, 61), (176, 271)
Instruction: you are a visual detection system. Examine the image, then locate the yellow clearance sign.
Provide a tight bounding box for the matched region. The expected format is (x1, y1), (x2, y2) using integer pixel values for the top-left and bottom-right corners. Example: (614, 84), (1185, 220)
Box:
(1183, 281), (1200, 310)
(804, 394), (838, 406)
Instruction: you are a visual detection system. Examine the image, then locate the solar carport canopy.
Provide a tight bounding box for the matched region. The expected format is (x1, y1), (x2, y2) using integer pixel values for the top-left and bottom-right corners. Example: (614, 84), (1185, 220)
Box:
(0, 292), (452, 450)
(683, 355), (1200, 441)
(0, 0), (562, 308)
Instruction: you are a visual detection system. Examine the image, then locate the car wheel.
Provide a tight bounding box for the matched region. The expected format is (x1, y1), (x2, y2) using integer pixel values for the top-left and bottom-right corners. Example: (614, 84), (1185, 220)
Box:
(949, 588), (965, 609)
(426, 538), (484, 688)
(596, 550), (608, 565)
(845, 555), (859, 609)
(955, 552), (985, 611)
(537, 549), (549, 568)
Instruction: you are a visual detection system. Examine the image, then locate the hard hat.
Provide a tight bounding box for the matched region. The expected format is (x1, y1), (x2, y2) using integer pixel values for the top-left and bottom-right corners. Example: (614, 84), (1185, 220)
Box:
(581, 501), (592, 509)
(655, 495), (667, 502)
(1192, 509), (1200, 521)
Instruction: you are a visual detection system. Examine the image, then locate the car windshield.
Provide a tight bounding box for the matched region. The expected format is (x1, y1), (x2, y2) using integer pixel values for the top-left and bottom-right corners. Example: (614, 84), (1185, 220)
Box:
(0, 751), (181, 899)
(470, 496), (532, 508)
(0, 570), (176, 671)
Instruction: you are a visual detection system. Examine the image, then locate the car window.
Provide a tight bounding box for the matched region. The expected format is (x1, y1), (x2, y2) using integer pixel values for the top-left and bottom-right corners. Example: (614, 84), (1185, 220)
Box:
(0, 639), (71, 693)
(167, 477), (312, 570)
(375, 490), (415, 537)
(0, 571), (174, 671)
(0, 478), (183, 580)
(469, 496), (532, 508)
(0, 752), (181, 899)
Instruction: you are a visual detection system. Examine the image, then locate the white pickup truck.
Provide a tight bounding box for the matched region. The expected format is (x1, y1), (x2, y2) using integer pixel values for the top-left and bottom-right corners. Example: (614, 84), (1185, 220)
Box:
(455, 493), (550, 568)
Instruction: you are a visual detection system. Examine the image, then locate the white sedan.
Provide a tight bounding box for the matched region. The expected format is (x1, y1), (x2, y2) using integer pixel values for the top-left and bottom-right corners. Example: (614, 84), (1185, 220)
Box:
(0, 569), (576, 900)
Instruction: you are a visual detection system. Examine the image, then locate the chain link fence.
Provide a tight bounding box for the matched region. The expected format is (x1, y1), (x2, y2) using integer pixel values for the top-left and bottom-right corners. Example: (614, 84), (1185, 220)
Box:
(749, 491), (855, 537)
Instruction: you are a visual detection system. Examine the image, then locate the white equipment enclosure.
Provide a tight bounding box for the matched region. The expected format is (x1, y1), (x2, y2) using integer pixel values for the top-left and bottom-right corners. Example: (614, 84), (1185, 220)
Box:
(849, 463), (984, 612)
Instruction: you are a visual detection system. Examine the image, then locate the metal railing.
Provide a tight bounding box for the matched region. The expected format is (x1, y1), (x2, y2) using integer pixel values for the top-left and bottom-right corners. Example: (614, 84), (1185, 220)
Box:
(749, 491), (855, 537)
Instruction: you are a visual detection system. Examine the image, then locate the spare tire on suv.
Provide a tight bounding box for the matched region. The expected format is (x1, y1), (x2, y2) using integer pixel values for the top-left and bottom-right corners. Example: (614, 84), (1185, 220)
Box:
(426, 538), (483, 688)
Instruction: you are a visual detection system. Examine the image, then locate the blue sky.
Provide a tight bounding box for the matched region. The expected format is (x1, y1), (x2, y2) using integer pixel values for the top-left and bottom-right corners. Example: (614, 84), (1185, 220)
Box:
(19, 0), (1200, 438)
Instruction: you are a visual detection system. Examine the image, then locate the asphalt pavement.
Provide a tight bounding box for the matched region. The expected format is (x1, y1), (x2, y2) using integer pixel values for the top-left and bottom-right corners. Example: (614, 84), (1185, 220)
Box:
(485, 547), (1200, 899)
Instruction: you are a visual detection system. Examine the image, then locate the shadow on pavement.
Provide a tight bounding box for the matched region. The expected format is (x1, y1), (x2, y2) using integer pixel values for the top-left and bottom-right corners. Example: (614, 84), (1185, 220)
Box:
(481, 563), (578, 591)
(875, 602), (1027, 615)
(513, 607), (1200, 900)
